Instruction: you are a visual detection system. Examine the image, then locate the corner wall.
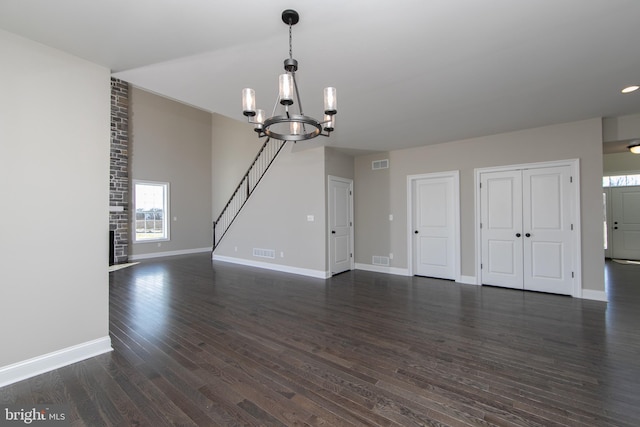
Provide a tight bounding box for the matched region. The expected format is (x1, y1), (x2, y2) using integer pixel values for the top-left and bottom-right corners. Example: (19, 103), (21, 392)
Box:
(0, 30), (111, 383)
(129, 88), (213, 258)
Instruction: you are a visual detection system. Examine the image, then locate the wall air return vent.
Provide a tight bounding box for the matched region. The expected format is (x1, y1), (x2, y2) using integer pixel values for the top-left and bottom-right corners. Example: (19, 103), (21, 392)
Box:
(372, 256), (390, 266)
(372, 159), (389, 170)
(253, 248), (276, 259)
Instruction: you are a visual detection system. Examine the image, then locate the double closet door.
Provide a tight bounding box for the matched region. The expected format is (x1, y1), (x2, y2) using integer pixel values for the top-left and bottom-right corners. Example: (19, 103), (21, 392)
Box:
(480, 165), (574, 295)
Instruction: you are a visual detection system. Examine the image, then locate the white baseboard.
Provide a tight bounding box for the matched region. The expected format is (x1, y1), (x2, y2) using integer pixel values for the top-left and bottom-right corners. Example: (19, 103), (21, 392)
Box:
(581, 289), (608, 302)
(130, 247), (211, 261)
(212, 254), (330, 279)
(0, 336), (112, 388)
(458, 275), (478, 285)
(355, 263), (410, 276)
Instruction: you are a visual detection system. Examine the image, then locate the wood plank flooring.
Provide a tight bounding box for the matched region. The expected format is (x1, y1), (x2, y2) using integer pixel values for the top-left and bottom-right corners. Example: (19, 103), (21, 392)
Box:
(2, 254), (640, 426)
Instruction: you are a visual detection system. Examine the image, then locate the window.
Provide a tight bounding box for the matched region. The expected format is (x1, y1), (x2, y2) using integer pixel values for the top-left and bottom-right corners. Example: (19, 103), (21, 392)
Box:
(133, 180), (169, 242)
(603, 174), (640, 187)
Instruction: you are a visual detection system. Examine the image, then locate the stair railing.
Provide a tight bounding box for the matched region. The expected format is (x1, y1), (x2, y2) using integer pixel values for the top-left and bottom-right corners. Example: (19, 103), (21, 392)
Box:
(213, 137), (287, 250)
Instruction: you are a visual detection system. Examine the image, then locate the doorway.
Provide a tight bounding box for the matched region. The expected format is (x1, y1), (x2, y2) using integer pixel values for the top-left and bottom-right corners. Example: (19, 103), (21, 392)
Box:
(476, 160), (581, 296)
(605, 185), (640, 260)
(328, 176), (354, 275)
(407, 171), (460, 281)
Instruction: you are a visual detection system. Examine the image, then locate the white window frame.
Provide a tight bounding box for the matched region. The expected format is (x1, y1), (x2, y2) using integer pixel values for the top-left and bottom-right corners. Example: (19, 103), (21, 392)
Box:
(133, 180), (170, 243)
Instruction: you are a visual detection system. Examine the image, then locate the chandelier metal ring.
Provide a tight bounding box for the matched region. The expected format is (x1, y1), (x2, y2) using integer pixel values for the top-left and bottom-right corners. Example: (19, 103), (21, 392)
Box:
(263, 115), (322, 141)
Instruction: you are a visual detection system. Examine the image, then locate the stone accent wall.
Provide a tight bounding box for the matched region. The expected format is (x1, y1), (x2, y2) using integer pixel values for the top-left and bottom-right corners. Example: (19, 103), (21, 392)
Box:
(110, 78), (129, 264)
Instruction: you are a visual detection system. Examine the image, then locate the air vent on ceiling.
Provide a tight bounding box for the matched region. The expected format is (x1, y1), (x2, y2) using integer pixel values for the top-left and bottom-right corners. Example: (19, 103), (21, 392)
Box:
(253, 248), (275, 259)
(372, 159), (389, 170)
(372, 256), (390, 266)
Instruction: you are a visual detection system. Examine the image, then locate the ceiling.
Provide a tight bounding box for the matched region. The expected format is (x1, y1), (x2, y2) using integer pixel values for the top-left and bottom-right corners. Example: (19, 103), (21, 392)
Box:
(1, 0), (640, 152)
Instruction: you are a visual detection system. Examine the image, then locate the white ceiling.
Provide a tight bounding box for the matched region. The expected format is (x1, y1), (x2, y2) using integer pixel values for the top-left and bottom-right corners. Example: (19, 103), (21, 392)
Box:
(2, 0), (640, 152)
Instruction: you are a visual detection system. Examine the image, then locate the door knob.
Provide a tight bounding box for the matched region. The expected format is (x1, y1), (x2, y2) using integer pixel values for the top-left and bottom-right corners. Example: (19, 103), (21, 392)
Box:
(516, 233), (521, 237)
(331, 230), (336, 234)
(614, 227), (618, 230)
(414, 230), (419, 234)
(525, 233), (531, 237)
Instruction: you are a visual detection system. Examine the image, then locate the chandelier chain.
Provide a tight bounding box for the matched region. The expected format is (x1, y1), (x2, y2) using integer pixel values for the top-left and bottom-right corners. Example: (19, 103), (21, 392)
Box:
(288, 23), (293, 60)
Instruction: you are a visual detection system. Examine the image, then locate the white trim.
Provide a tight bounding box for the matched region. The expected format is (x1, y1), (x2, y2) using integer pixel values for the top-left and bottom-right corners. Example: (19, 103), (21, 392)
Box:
(581, 289), (608, 302)
(0, 337), (112, 388)
(458, 275), (478, 285)
(355, 263), (410, 276)
(213, 254), (330, 279)
(129, 247), (211, 261)
(406, 171), (461, 281)
(474, 159), (582, 297)
(328, 175), (355, 275)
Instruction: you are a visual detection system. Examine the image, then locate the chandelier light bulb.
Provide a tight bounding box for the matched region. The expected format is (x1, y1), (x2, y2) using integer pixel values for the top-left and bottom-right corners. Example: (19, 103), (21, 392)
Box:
(242, 88), (256, 116)
(323, 114), (334, 132)
(324, 87), (337, 115)
(291, 121), (301, 135)
(279, 74), (294, 105)
(254, 109), (265, 132)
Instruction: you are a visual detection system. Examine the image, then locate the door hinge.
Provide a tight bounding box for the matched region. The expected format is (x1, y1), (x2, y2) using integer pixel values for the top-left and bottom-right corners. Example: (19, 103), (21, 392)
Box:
(570, 176), (573, 183)
(479, 182), (482, 189)
(350, 221), (352, 227)
(480, 222), (483, 229)
(572, 271), (574, 278)
(481, 263), (483, 269)
(350, 191), (352, 195)
(350, 253), (353, 258)
(571, 224), (573, 231)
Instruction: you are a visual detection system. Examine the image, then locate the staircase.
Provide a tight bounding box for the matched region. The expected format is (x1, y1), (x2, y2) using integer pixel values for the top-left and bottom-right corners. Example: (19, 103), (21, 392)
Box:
(213, 137), (287, 251)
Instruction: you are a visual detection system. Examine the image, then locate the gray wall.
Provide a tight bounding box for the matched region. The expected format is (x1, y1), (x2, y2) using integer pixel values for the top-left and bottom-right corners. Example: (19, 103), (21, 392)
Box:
(355, 118), (605, 292)
(0, 30), (110, 367)
(129, 87), (213, 257)
(211, 113), (262, 217)
(215, 143), (328, 274)
(604, 152), (640, 175)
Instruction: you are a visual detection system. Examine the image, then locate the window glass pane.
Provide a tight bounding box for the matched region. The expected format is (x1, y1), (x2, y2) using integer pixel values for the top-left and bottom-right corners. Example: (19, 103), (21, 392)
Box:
(608, 176), (627, 187)
(134, 181), (169, 242)
(627, 174), (640, 186)
(603, 177), (610, 187)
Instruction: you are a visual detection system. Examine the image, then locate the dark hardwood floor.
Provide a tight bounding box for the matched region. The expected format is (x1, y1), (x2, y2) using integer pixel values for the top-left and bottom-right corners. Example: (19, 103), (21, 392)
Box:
(2, 255), (640, 426)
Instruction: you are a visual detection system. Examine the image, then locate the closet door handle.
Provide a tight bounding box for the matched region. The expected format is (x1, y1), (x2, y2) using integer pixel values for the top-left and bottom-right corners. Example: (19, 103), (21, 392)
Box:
(516, 233), (521, 237)
(525, 233), (531, 237)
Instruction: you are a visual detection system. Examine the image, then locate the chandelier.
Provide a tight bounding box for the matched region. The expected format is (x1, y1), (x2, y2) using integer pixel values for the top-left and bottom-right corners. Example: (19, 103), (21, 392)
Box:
(242, 9), (337, 142)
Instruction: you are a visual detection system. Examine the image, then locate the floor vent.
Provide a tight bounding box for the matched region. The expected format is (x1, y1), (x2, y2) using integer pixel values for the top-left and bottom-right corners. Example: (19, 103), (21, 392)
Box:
(253, 248), (275, 259)
(372, 159), (389, 170)
(372, 256), (390, 266)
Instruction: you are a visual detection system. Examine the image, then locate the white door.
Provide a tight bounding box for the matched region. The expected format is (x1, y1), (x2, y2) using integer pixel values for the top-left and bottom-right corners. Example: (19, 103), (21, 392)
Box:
(611, 186), (640, 260)
(480, 166), (574, 295)
(523, 166), (573, 294)
(480, 170), (524, 288)
(412, 175), (457, 280)
(329, 177), (353, 275)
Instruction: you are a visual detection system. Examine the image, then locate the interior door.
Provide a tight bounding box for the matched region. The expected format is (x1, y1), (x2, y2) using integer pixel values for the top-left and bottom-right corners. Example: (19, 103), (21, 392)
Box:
(480, 170), (523, 288)
(522, 166), (573, 294)
(611, 186), (640, 260)
(329, 177), (353, 275)
(412, 176), (456, 279)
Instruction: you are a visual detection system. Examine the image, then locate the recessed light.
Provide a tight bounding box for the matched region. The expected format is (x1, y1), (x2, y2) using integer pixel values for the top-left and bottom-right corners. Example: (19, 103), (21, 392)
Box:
(621, 85), (639, 94)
